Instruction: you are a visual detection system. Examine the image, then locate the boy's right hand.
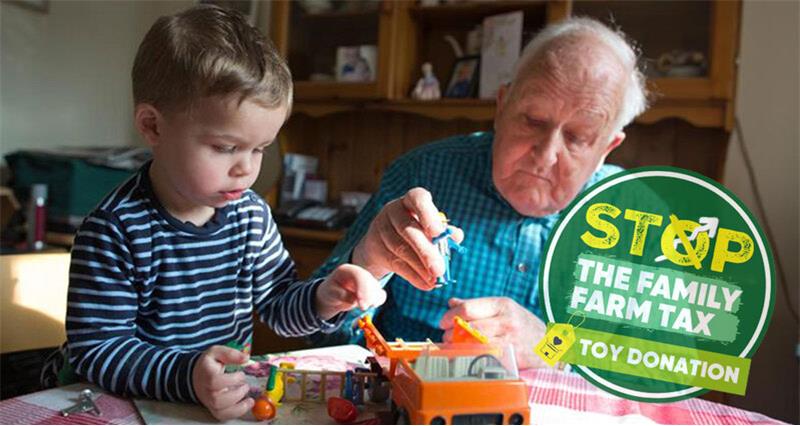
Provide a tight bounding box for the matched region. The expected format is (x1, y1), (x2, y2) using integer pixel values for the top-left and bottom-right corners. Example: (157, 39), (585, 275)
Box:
(192, 345), (253, 421)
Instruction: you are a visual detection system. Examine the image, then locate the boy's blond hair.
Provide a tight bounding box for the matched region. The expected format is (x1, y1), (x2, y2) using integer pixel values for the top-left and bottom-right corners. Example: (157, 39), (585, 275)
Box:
(132, 5), (292, 114)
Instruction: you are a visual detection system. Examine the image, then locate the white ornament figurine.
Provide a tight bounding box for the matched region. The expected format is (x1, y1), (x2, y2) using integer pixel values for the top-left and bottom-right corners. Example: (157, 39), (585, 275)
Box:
(412, 62), (441, 100)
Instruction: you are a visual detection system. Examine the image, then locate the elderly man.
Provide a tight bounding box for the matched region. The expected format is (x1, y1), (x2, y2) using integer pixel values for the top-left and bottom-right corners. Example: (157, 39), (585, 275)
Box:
(311, 17), (648, 368)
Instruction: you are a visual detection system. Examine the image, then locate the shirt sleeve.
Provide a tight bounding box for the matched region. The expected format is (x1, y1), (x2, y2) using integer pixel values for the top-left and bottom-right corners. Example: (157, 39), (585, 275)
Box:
(66, 210), (201, 403)
(251, 201), (344, 336)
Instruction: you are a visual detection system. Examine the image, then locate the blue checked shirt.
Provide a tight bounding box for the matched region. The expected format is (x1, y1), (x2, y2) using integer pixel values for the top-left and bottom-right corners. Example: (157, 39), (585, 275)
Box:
(311, 132), (622, 344)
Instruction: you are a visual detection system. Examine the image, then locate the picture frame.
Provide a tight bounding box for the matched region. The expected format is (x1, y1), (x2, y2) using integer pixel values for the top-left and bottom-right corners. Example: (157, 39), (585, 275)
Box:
(444, 56), (480, 98)
(335, 45), (377, 83)
(479, 11), (523, 99)
(197, 0), (258, 25)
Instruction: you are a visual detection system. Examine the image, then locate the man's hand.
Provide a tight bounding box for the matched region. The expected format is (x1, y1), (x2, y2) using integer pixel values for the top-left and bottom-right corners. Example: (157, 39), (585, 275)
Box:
(192, 346), (253, 421)
(352, 187), (464, 290)
(315, 264), (387, 320)
(439, 297), (547, 369)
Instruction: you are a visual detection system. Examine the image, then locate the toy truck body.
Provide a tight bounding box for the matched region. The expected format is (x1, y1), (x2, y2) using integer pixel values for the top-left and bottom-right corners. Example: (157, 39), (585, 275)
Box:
(358, 316), (531, 425)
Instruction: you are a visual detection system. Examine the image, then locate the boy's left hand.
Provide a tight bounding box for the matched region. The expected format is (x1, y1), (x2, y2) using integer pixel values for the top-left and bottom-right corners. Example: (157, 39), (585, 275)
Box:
(315, 264), (387, 320)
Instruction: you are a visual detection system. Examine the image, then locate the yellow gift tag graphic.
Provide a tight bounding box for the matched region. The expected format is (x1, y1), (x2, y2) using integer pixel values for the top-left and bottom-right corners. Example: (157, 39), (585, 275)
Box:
(534, 312), (585, 367)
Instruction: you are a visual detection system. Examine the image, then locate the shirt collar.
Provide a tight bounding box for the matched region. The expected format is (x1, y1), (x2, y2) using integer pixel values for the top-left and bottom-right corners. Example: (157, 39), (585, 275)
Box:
(139, 161), (229, 235)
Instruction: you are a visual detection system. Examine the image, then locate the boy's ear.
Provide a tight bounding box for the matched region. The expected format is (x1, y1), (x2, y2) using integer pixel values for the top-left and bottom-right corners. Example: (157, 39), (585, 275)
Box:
(134, 103), (163, 147)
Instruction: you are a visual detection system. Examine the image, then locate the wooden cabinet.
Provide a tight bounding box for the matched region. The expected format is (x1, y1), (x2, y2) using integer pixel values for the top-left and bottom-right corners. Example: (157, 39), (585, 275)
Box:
(573, 0), (740, 130)
(265, 0), (741, 266)
(270, 0), (741, 131)
(260, 2), (741, 381)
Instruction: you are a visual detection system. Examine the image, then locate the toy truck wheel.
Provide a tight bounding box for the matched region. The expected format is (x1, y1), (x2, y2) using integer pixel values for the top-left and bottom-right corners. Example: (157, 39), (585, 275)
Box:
(508, 413), (524, 425)
(430, 416), (446, 424)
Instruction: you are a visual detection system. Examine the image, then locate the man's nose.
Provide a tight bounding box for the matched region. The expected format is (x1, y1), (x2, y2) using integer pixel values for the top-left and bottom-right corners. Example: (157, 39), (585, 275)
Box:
(532, 131), (560, 168)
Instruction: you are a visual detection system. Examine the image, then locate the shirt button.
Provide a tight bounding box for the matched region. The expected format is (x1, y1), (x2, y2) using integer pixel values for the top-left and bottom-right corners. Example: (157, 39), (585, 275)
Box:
(517, 263), (528, 273)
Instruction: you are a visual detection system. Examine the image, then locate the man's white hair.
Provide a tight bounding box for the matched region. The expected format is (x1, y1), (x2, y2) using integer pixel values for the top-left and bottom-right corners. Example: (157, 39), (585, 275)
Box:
(513, 17), (648, 134)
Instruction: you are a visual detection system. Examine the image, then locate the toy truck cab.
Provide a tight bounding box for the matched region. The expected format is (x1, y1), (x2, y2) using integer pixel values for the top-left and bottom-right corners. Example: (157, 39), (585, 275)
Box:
(390, 344), (530, 425)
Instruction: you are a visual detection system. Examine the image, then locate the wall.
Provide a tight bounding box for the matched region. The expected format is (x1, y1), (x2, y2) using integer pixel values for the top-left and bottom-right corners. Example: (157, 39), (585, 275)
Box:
(0, 1), (194, 160)
(722, 1), (799, 423)
(0, 0), (280, 190)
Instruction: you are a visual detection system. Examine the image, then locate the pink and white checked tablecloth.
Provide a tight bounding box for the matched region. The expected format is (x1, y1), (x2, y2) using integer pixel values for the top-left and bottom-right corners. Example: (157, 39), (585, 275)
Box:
(0, 368), (783, 425)
(0, 383), (141, 425)
(521, 369), (783, 424)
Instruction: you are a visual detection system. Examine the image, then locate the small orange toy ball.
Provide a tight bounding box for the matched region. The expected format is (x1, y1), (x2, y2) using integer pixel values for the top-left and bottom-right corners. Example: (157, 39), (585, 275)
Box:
(252, 397), (276, 421)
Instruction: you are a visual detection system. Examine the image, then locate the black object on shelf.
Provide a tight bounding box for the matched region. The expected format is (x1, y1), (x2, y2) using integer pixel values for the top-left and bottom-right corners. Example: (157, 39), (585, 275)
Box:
(275, 200), (356, 230)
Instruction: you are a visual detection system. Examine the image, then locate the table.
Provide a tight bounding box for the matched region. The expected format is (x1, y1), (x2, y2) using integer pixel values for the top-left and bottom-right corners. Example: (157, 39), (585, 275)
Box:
(0, 251), (70, 354)
(0, 345), (784, 425)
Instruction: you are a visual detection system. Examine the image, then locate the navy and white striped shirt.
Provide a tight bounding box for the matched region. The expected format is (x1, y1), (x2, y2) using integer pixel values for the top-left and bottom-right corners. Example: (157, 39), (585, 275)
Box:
(43, 163), (339, 402)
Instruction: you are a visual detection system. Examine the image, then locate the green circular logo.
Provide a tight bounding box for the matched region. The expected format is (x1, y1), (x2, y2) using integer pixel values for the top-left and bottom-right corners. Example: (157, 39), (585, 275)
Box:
(540, 167), (774, 402)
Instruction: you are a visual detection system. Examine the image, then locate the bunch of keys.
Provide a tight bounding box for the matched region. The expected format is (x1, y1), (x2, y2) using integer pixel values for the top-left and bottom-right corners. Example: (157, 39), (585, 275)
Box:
(61, 389), (102, 417)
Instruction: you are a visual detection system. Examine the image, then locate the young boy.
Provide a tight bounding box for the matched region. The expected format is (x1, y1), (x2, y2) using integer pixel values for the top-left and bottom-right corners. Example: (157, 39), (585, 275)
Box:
(41, 5), (386, 420)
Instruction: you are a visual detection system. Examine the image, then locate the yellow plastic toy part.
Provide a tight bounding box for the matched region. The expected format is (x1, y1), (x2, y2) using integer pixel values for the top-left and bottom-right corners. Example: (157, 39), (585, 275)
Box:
(452, 316), (489, 344)
(264, 362), (295, 407)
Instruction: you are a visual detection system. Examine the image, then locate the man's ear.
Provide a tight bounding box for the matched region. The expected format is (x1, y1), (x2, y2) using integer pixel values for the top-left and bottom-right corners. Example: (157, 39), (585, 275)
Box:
(134, 103), (163, 147)
(596, 131), (625, 168)
(603, 131), (626, 157)
(493, 83), (510, 131)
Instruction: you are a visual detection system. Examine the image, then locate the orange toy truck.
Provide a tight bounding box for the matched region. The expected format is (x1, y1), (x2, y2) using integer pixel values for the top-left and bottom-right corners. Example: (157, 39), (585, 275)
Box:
(358, 316), (530, 425)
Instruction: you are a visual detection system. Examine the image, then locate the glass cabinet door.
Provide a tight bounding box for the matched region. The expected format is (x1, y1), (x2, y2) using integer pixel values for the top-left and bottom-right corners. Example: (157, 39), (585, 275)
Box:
(572, 0), (739, 129)
(574, 1), (712, 80)
(270, 0), (398, 99)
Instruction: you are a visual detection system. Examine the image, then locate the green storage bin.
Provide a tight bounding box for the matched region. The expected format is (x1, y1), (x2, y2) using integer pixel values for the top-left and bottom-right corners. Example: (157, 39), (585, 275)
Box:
(5, 151), (136, 226)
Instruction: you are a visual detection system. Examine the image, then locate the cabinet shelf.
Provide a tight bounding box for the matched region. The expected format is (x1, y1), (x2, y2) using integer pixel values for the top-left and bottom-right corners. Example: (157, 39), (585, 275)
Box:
(292, 95), (729, 129)
(369, 98), (496, 121)
(294, 81), (383, 100)
(650, 78), (714, 100)
(636, 99), (729, 129)
(290, 99), (495, 121)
